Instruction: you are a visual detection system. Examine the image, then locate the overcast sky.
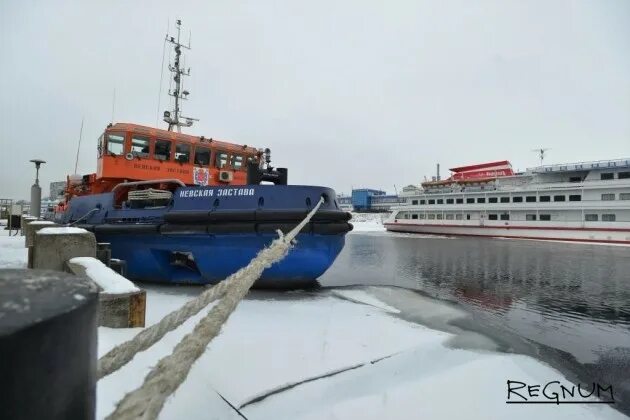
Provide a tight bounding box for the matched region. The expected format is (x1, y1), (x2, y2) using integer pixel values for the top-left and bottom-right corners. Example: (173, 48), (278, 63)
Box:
(1, 0), (629, 200)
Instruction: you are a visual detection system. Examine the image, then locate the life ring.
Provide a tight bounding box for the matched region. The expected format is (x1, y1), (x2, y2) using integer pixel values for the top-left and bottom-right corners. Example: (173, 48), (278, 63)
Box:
(125, 152), (134, 161)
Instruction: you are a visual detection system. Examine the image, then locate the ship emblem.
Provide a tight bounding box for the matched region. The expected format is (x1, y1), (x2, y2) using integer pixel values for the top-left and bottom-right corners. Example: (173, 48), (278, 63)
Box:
(193, 167), (209, 186)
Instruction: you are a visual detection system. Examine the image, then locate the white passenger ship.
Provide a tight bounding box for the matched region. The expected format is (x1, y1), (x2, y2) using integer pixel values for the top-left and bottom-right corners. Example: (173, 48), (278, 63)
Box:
(385, 159), (630, 244)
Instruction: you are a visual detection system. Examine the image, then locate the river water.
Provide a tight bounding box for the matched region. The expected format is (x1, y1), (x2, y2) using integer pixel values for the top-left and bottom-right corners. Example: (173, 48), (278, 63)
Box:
(320, 232), (630, 414)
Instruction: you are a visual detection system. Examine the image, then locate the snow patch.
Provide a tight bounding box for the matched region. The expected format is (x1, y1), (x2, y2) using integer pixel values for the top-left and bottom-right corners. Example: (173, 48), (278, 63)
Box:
(332, 289), (400, 313)
(69, 257), (139, 294)
(37, 227), (88, 235)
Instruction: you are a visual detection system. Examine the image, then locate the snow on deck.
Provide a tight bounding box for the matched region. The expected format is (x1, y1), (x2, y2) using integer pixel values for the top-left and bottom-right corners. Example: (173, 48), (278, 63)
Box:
(69, 257), (139, 294)
(0, 226), (27, 269)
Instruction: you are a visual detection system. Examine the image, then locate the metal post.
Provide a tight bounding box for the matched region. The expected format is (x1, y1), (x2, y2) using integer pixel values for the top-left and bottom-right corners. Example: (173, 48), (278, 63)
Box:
(29, 160), (46, 219)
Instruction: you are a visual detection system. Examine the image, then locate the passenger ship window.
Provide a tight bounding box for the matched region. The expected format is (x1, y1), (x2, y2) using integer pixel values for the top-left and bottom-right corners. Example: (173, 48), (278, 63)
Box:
(466, 214), (471, 220)
(215, 151), (229, 168)
(420, 200), (426, 205)
(500, 197), (510, 203)
(419, 214), (426, 219)
(437, 199), (444, 204)
(619, 172), (630, 179)
(601, 173), (614, 180)
(155, 139), (171, 161)
(539, 214), (551, 221)
(585, 214), (598, 221)
(131, 136), (150, 158)
(500, 213), (509, 221)
(194, 146), (211, 165)
(620, 193), (630, 200)
(466, 198), (474, 204)
(553, 195), (565, 202)
(428, 199), (435, 205)
(477, 198), (486, 203)
(446, 198), (454, 204)
(488, 214), (498, 220)
(526, 196), (536, 202)
(412, 214), (418, 220)
(539, 196), (550, 202)
(601, 193), (615, 201)
(456, 198), (464, 204)
(455, 214), (463, 220)
(526, 214), (537, 221)
(231, 155), (244, 169)
(175, 143), (191, 163)
(445, 214), (454, 220)
(602, 214), (616, 222)
(412, 200), (418, 205)
(569, 194), (581, 201)
(488, 197), (498, 203)
(428, 214), (436, 220)
(512, 196), (523, 203)
(436, 214), (443, 220)
(569, 176), (582, 182)
(106, 133), (125, 155)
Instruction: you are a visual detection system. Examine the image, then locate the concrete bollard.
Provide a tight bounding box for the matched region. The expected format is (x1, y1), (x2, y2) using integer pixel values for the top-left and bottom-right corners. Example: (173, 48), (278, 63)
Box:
(0, 269), (98, 420)
(24, 221), (57, 268)
(96, 242), (112, 266)
(20, 216), (37, 237)
(65, 257), (146, 328)
(33, 227), (96, 271)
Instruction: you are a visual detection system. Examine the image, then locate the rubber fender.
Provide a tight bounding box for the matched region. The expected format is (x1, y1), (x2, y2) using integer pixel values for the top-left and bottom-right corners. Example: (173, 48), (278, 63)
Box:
(94, 224), (159, 234)
(310, 210), (352, 222)
(206, 223), (257, 235)
(163, 211), (212, 223)
(206, 210), (256, 222)
(312, 222), (353, 235)
(160, 224), (208, 234)
(254, 210), (308, 222)
(256, 222), (312, 235)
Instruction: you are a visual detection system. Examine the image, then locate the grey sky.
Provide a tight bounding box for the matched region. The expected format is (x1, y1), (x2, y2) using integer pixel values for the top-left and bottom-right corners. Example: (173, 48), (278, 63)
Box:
(1, 0), (629, 200)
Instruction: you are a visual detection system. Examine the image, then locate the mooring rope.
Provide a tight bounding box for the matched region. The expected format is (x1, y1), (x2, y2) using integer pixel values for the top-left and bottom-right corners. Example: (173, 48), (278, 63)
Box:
(105, 197), (325, 420)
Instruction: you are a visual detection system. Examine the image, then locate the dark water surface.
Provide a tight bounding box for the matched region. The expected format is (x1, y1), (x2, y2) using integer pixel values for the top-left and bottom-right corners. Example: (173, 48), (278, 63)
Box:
(320, 232), (630, 414)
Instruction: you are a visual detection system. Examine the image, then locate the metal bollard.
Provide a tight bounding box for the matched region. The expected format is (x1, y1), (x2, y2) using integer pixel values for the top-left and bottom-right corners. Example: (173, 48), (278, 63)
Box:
(0, 269), (99, 420)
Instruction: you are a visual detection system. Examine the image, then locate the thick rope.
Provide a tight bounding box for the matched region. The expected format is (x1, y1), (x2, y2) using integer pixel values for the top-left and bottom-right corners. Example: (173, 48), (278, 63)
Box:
(106, 197), (325, 420)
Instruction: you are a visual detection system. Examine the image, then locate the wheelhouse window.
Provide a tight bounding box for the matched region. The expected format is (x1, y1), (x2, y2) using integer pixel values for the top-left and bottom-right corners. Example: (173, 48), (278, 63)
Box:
(569, 194), (581, 201)
(420, 199), (426, 205)
(412, 200), (418, 205)
(477, 197), (486, 203)
(466, 198), (475, 204)
(619, 172), (630, 179)
(539, 214), (551, 221)
(175, 143), (191, 163)
(437, 199), (444, 204)
(602, 214), (616, 222)
(428, 199), (435, 205)
(620, 193), (630, 200)
(526, 196), (536, 202)
(194, 146), (211, 165)
(215, 151), (229, 168)
(526, 214), (537, 221)
(488, 197), (498, 203)
(446, 198), (454, 204)
(155, 139), (171, 161)
(488, 214), (498, 220)
(500, 197), (510, 203)
(553, 195), (566, 202)
(456, 198), (463, 204)
(500, 213), (509, 221)
(601, 193), (615, 201)
(131, 136), (150, 158)
(585, 214), (598, 222)
(539, 195), (550, 202)
(106, 133), (125, 155)
(231, 155), (244, 170)
(512, 196), (523, 203)
(601, 173), (614, 180)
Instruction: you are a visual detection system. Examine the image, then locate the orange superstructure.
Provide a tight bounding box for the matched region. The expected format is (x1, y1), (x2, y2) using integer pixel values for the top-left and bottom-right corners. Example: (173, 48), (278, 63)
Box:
(66, 122), (262, 197)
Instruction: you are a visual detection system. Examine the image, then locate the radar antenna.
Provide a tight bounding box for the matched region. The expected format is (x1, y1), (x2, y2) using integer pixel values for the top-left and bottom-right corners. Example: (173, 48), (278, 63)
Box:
(163, 19), (198, 132)
(532, 148), (550, 166)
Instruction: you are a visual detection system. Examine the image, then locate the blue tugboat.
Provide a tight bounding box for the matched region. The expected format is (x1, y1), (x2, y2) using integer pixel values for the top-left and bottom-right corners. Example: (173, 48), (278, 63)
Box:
(56, 20), (351, 287)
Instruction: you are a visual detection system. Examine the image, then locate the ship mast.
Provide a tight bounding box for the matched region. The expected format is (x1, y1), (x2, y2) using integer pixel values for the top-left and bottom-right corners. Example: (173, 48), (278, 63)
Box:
(163, 19), (198, 132)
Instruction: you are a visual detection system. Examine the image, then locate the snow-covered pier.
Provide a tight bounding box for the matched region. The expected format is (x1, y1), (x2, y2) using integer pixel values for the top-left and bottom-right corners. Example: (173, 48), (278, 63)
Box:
(0, 219), (627, 419)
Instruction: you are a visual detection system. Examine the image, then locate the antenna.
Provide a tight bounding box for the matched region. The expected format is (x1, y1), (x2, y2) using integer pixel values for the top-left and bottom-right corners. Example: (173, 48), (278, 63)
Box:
(532, 148), (550, 166)
(74, 118), (84, 174)
(156, 20), (169, 127)
(111, 88), (116, 123)
(163, 19), (199, 132)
